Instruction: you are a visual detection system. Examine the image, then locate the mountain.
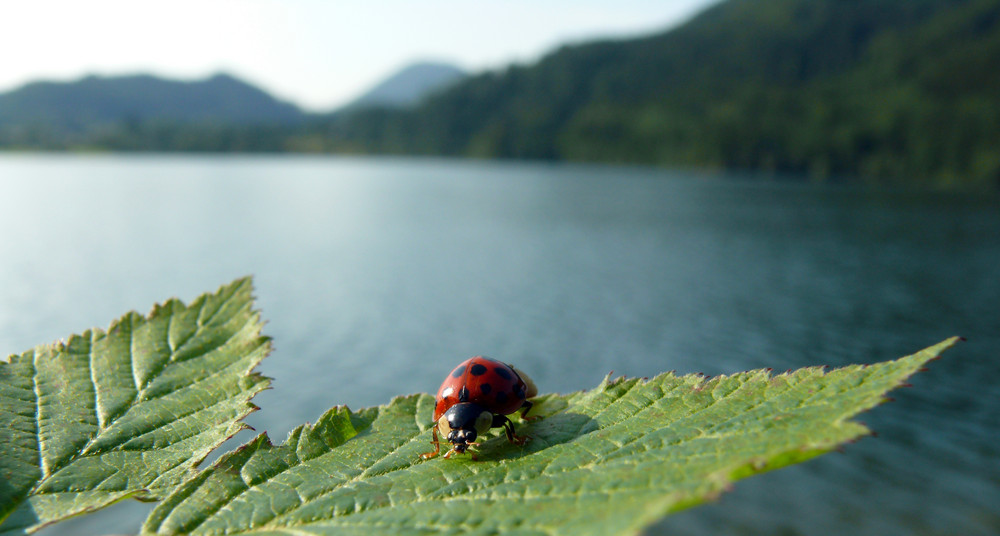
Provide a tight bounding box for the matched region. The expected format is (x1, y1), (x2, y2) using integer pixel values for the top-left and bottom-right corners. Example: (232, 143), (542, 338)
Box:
(1, 0), (997, 187)
(341, 62), (466, 111)
(0, 73), (305, 143)
(320, 0), (999, 188)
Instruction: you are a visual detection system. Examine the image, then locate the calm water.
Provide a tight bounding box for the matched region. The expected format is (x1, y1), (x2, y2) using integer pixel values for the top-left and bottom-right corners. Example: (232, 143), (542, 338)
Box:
(1, 155), (997, 536)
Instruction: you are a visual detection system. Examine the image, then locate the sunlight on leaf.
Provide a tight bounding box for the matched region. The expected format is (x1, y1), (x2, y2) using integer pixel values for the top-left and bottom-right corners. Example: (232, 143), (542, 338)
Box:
(0, 278), (271, 535)
(142, 338), (959, 535)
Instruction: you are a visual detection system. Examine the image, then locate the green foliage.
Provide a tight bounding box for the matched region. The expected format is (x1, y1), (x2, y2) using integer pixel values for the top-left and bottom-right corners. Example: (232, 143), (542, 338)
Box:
(0, 277), (962, 534)
(141, 339), (959, 536)
(0, 278), (270, 535)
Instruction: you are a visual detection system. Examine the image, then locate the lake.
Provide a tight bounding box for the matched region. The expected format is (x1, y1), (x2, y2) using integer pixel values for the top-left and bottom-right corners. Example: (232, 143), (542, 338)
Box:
(2, 154), (997, 535)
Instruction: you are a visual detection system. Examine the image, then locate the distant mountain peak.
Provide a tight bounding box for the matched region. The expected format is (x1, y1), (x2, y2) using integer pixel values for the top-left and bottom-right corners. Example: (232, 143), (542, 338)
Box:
(342, 61), (466, 111)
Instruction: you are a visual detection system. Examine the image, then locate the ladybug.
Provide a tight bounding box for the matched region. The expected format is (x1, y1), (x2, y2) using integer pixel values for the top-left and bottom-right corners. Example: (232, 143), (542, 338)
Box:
(421, 356), (538, 460)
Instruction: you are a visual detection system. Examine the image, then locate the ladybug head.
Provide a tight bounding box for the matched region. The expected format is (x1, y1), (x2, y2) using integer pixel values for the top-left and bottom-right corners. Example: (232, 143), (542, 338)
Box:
(447, 429), (477, 453)
(439, 403), (494, 452)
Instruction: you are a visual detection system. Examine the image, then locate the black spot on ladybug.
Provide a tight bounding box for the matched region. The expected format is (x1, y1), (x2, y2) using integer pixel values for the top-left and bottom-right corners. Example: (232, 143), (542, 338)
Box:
(495, 391), (508, 405)
(493, 367), (513, 380)
(470, 363), (488, 376)
(480, 383), (492, 395)
(458, 386), (470, 402)
(451, 366), (466, 378)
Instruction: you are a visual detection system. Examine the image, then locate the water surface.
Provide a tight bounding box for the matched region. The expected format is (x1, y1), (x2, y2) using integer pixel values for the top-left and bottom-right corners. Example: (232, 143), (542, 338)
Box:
(1, 155), (997, 535)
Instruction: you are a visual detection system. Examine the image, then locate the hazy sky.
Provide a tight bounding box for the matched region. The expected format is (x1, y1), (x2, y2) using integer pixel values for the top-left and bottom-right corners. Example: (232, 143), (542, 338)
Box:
(3, 1), (718, 111)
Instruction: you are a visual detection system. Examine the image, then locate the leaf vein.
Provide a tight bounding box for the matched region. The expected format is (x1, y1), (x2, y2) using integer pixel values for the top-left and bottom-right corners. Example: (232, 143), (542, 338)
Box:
(581, 380), (644, 425)
(30, 350), (47, 479)
(208, 421), (427, 531)
(264, 452), (415, 526)
(79, 329), (255, 457)
(88, 332), (104, 430)
(128, 315), (142, 393)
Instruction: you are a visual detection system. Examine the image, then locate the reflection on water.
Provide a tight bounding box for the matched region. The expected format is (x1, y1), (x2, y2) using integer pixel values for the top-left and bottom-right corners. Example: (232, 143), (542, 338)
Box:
(1, 155), (997, 536)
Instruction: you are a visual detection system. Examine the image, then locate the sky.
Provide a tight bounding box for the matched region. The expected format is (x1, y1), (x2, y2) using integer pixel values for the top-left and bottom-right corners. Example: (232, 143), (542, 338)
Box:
(2, 1), (718, 112)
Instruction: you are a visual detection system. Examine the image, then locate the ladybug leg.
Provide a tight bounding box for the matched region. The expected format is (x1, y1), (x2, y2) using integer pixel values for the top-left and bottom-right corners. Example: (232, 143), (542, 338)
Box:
(442, 443), (480, 460)
(519, 400), (540, 421)
(494, 415), (529, 445)
(420, 427), (441, 459)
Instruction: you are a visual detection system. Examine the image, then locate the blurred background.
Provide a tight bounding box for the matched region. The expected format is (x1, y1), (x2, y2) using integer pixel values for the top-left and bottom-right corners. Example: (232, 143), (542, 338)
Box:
(1, 1), (998, 535)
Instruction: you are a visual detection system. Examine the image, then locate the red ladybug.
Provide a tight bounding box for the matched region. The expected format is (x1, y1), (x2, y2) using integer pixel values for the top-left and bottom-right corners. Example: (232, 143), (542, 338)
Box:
(421, 356), (538, 459)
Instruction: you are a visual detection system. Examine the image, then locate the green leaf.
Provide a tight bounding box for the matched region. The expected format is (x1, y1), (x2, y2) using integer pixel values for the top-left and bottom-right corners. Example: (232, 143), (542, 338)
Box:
(141, 337), (959, 536)
(0, 278), (271, 535)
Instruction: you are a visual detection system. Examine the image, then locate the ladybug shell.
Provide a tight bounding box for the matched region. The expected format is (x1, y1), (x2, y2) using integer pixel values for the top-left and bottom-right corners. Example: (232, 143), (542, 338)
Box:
(433, 356), (532, 421)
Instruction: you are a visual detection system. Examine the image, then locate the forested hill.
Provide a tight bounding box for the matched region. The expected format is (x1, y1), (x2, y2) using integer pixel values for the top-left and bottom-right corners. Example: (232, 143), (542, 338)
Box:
(0, 74), (305, 130)
(318, 0), (1000, 188)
